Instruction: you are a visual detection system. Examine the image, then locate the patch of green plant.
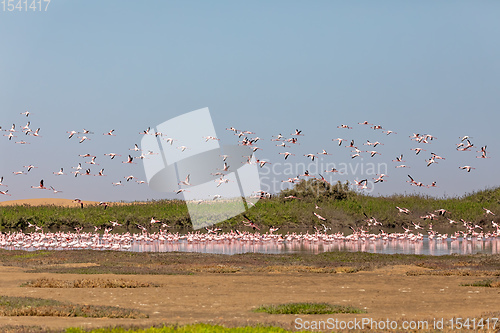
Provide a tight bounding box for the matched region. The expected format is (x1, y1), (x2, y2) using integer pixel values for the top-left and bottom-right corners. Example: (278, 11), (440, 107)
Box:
(254, 302), (365, 315)
(12, 251), (50, 259)
(64, 323), (299, 333)
(1, 186), (499, 231)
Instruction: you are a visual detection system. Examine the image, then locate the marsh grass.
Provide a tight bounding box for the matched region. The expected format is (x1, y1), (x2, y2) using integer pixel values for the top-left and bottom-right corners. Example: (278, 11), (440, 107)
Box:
(189, 264), (241, 273)
(0, 295), (148, 318)
(1, 186), (499, 231)
(461, 279), (500, 287)
(406, 270), (500, 277)
(22, 277), (158, 288)
(2, 249), (500, 275)
(0, 325), (49, 333)
(254, 302), (366, 315)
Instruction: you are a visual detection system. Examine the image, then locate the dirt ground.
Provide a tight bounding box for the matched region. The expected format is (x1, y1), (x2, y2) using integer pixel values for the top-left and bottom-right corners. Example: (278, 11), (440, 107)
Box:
(0, 264), (499, 332)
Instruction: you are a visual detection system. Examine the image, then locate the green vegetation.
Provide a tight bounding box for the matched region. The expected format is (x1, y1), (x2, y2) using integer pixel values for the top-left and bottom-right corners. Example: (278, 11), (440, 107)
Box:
(254, 302), (365, 314)
(0, 295), (147, 318)
(64, 324), (298, 333)
(0, 182), (499, 231)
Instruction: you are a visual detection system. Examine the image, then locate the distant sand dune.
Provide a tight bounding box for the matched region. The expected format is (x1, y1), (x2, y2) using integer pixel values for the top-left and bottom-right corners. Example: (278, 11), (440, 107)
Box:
(0, 198), (101, 207)
(0, 198), (148, 207)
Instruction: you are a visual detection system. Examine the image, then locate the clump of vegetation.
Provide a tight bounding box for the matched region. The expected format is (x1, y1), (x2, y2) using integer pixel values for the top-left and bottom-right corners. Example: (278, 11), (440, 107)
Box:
(23, 277), (157, 288)
(461, 279), (500, 288)
(0, 295), (148, 318)
(280, 179), (353, 200)
(254, 302), (365, 315)
(64, 324), (296, 333)
(2, 250), (500, 276)
(1, 186), (499, 231)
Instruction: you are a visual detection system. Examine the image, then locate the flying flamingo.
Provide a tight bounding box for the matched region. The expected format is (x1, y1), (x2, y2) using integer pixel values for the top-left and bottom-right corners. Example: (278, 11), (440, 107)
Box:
(255, 159), (271, 168)
(78, 136), (90, 143)
(395, 206), (410, 214)
(125, 175), (137, 182)
(304, 154), (316, 161)
(103, 129), (116, 136)
(104, 153), (121, 159)
(178, 174), (191, 186)
(29, 128), (41, 137)
(313, 212), (326, 221)
(483, 208), (495, 216)
(4, 133), (16, 140)
(317, 150), (331, 155)
(67, 130), (77, 139)
(122, 155), (135, 164)
(411, 148), (426, 155)
(392, 154), (404, 162)
(31, 179), (46, 190)
(53, 168), (64, 175)
(332, 138), (346, 146)
(49, 186), (63, 194)
(242, 215), (260, 230)
(459, 166), (475, 172)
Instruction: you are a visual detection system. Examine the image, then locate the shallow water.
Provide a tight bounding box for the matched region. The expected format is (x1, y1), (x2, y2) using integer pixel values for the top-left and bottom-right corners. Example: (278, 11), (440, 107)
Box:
(128, 237), (500, 256)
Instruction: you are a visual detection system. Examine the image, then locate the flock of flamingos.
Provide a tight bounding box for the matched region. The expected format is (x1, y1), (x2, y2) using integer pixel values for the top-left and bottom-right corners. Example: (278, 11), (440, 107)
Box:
(0, 111), (498, 254)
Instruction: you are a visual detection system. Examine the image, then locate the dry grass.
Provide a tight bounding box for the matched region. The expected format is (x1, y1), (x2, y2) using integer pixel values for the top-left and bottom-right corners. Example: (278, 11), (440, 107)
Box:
(256, 265), (337, 273)
(23, 277), (158, 288)
(189, 264), (241, 273)
(1, 250), (500, 276)
(0, 295), (148, 318)
(461, 279), (500, 288)
(406, 269), (500, 277)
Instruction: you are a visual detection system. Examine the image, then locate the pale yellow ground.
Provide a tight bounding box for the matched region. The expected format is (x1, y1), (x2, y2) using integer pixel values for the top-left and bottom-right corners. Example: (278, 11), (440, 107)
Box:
(0, 265), (498, 331)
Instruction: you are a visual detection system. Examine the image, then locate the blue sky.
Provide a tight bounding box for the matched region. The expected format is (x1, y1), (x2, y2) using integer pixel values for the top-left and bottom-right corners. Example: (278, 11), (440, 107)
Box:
(0, 1), (499, 202)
